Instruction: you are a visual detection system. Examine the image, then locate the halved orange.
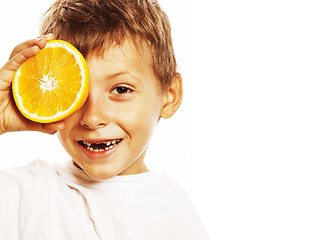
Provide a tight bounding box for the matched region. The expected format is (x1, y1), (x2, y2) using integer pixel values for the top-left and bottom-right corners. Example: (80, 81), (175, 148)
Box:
(12, 40), (90, 123)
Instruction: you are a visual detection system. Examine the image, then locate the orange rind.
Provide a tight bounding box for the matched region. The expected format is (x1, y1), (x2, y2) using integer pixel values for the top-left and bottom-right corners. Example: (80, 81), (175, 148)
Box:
(12, 40), (90, 123)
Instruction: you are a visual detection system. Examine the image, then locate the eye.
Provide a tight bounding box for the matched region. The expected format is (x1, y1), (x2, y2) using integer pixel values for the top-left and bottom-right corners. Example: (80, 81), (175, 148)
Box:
(110, 86), (133, 95)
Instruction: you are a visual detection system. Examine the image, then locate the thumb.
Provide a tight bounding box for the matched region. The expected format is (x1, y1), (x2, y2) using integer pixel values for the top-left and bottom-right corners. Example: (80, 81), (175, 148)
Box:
(41, 121), (66, 135)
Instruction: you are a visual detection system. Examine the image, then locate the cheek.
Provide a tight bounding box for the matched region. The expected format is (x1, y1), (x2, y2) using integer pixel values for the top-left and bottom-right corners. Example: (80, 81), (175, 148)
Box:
(56, 116), (79, 155)
(120, 98), (161, 142)
(57, 129), (72, 151)
(133, 99), (160, 127)
(56, 111), (81, 143)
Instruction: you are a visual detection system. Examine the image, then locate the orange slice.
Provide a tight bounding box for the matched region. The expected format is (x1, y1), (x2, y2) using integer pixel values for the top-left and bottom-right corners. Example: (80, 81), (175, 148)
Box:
(12, 40), (90, 123)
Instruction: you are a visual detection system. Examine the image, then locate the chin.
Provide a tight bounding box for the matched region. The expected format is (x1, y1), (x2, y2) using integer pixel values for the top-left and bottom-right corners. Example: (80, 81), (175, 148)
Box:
(77, 162), (120, 180)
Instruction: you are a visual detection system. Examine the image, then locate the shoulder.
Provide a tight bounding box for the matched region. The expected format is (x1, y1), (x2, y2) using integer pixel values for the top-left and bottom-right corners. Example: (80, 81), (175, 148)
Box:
(1, 159), (54, 180)
(0, 159), (59, 236)
(0, 159), (57, 194)
(142, 172), (210, 239)
(131, 171), (195, 211)
(149, 172), (191, 200)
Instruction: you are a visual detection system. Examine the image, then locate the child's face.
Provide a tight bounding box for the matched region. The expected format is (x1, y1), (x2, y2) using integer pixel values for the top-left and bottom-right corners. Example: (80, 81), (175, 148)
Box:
(57, 40), (166, 180)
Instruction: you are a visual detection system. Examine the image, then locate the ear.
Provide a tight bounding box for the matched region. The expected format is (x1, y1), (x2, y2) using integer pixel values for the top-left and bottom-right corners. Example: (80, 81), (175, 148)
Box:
(160, 73), (183, 119)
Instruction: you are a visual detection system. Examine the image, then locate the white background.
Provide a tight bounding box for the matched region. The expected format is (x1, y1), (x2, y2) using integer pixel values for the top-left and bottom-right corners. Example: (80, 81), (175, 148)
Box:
(1, 0), (330, 239)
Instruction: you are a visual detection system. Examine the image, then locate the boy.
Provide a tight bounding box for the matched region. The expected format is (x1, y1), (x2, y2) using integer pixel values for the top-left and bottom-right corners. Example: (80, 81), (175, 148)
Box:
(0, 0), (209, 239)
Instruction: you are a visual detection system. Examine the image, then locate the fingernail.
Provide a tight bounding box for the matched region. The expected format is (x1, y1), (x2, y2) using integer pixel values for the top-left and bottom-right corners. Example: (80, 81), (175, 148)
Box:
(57, 122), (65, 130)
(44, 33), (55, 40)
(36, 36), (44, 42)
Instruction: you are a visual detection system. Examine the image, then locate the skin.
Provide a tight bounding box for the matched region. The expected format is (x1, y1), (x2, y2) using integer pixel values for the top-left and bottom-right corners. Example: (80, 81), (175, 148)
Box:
(0, 35), (183, 180)
(0, 34), (65, 135)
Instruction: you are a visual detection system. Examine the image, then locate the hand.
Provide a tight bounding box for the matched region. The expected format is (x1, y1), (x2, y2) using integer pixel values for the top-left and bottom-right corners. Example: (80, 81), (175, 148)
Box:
(0, 34), (65, 135)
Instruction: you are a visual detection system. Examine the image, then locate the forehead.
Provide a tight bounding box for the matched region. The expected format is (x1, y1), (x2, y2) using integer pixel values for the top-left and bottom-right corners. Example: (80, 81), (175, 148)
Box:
(85, 39), (160, 89)
(86, 38), (151, 63)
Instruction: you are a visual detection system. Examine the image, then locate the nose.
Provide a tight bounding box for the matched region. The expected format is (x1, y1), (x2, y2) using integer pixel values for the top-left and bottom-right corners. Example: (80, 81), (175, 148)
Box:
(80, 95), (108, 130)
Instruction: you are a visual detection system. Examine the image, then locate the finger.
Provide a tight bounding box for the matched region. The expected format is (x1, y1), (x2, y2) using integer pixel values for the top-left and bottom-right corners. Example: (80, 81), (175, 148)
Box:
(0, 45), (42, 90)
(43, 33), (55, 41)
(9, 34), (54, 59)
(5, 34), (56, 72)
(42, 121), (66, 135)
(10, 39), (36, 59)
(3, 45), (41, 73)
(10, 39), (43, 60)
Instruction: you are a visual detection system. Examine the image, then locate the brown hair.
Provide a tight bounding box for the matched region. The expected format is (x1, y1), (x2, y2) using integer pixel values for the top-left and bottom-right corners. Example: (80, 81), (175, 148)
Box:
(40, 0), (177, 91)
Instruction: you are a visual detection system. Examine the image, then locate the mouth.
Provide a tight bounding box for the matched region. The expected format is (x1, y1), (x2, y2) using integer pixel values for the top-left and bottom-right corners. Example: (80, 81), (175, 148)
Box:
(77, 139), (122, 152)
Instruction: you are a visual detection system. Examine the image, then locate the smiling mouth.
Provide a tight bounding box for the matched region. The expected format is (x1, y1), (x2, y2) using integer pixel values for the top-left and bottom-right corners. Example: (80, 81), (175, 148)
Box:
(78, 139), (122, 152)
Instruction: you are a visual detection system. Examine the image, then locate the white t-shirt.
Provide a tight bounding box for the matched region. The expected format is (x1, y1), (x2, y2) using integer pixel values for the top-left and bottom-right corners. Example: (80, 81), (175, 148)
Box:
(0, 159), (209, 240)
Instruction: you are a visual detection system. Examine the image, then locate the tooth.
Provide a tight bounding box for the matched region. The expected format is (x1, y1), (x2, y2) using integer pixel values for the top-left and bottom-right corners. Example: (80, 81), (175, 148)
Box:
(111, 140), (117, 145)
(84, 141), (91, 147)
(106, 141), (111, 146)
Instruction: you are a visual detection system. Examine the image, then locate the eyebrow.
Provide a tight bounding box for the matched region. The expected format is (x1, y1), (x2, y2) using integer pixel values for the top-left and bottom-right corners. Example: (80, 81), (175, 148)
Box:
(106, 71), (143, 85)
